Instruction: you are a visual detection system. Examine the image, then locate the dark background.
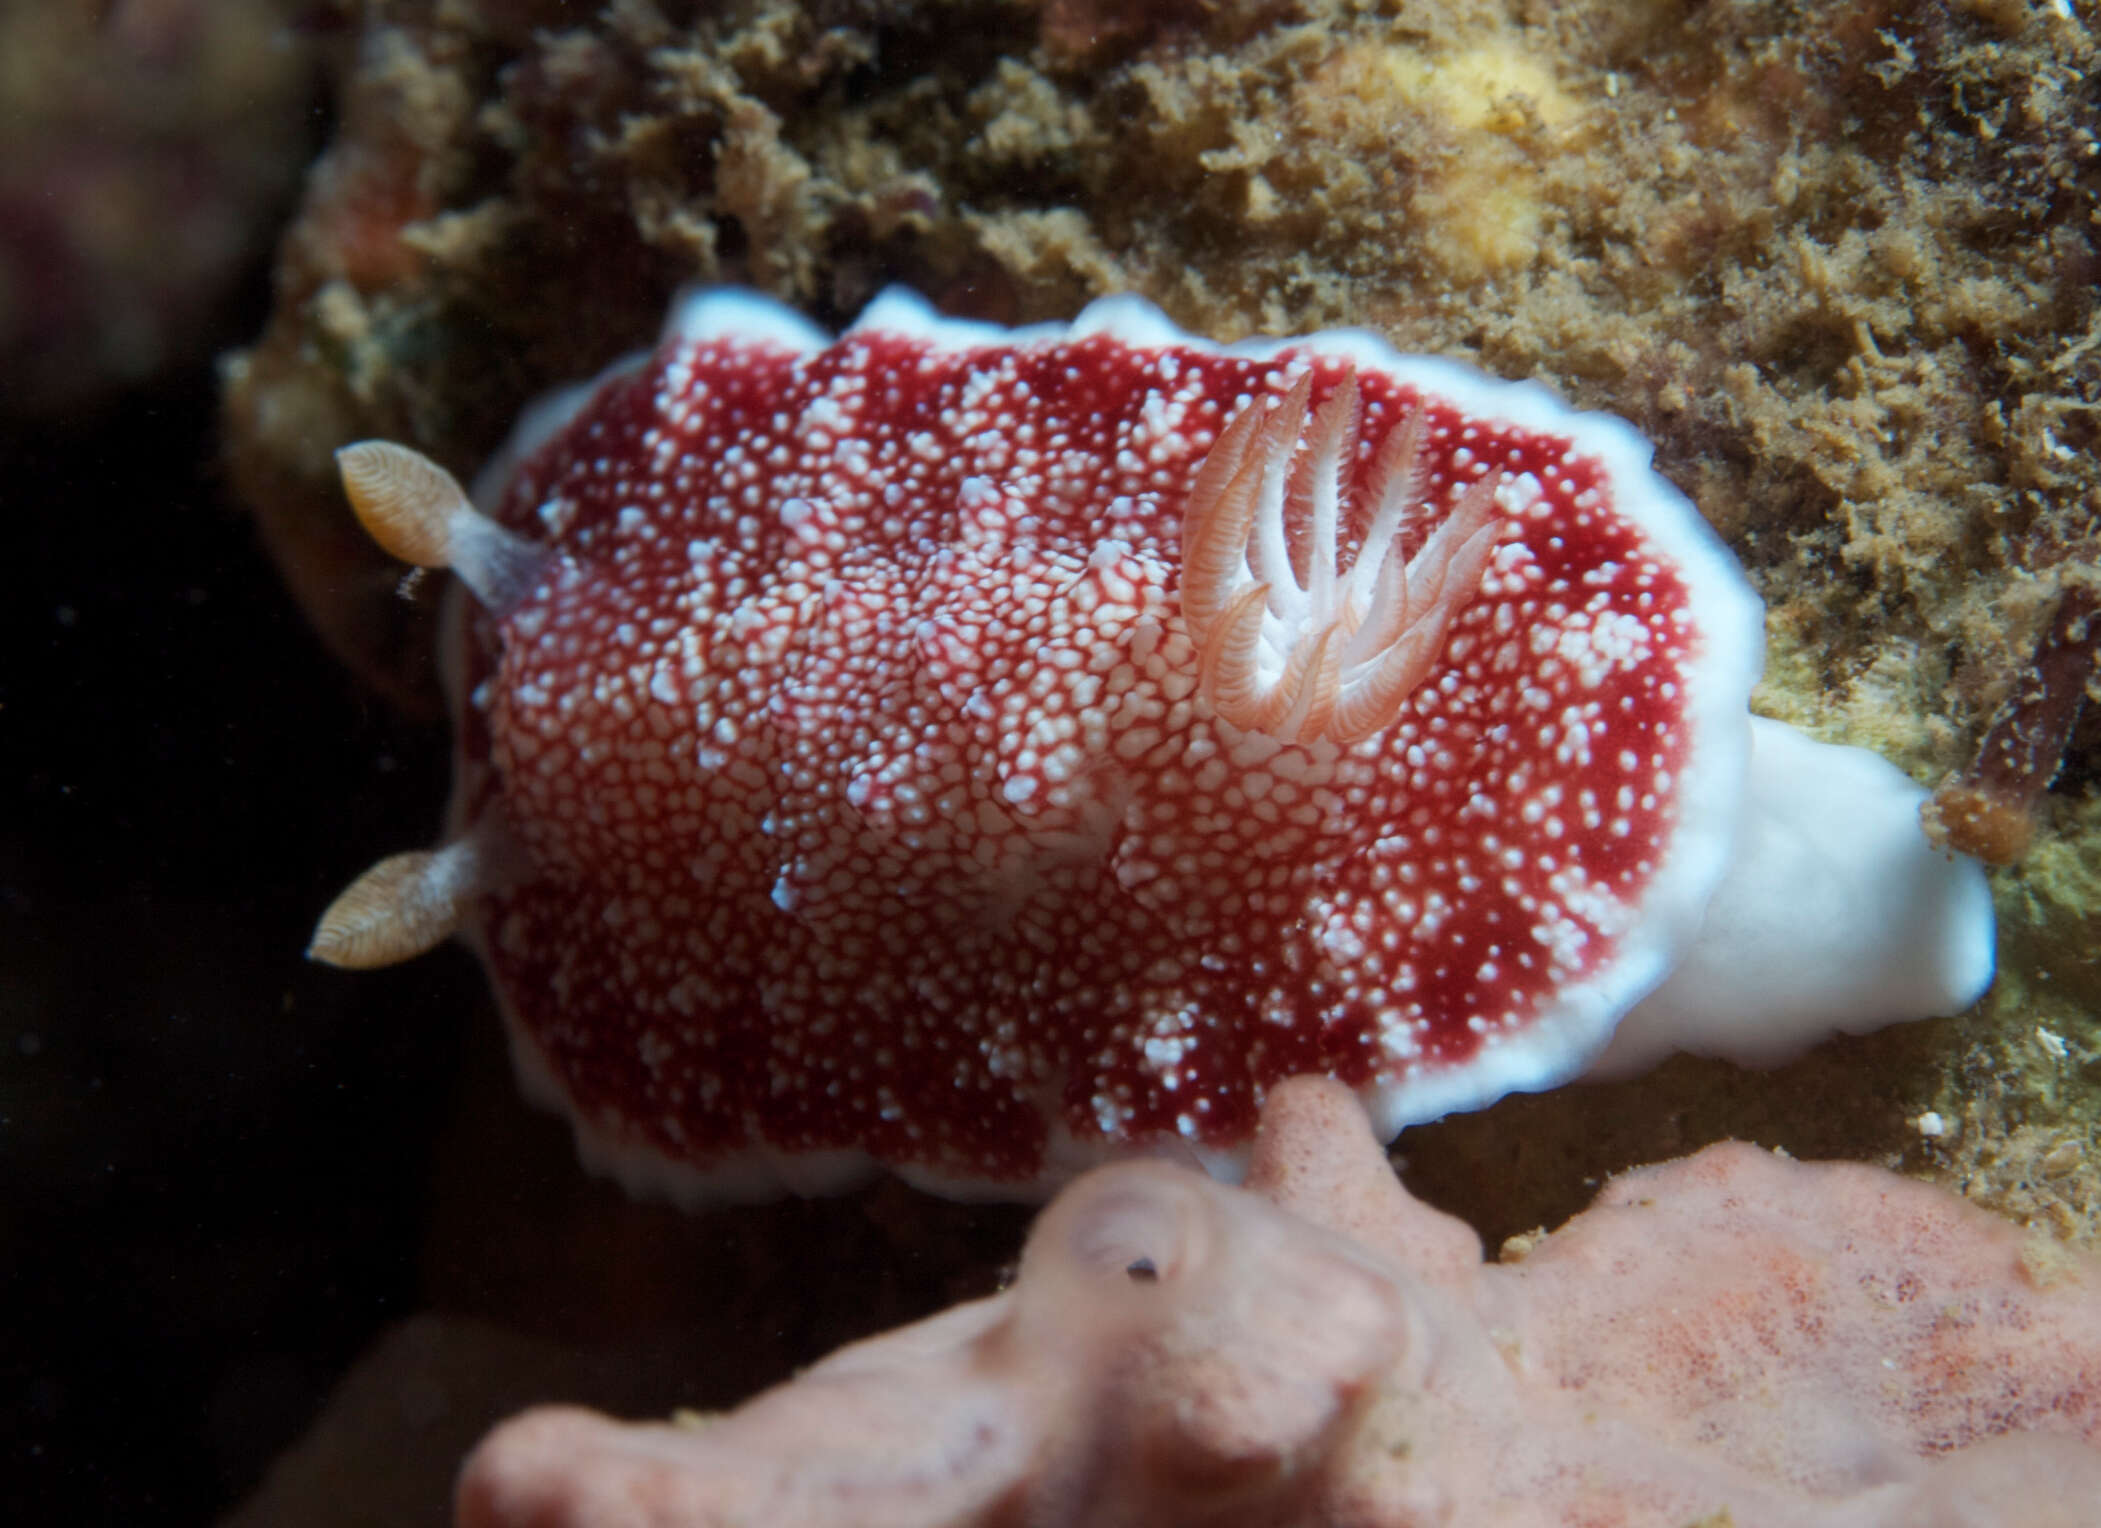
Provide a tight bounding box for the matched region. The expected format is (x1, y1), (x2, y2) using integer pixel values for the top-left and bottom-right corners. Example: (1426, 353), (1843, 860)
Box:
(1, 305), (481, 1522)
(0, 257), (1028, 1528)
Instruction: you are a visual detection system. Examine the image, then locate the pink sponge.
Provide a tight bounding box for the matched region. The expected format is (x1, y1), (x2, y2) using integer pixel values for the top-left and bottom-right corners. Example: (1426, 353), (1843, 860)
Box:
(457, 1078), (2101, 1527)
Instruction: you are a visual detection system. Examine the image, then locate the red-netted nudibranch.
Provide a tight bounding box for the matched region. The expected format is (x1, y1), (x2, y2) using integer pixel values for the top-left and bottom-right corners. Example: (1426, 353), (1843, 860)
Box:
(310, 290), (1995, 1202)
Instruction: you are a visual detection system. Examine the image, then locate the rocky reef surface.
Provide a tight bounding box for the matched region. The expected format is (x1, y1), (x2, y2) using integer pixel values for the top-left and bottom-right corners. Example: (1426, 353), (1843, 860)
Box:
(227, 0), (2099, 1242)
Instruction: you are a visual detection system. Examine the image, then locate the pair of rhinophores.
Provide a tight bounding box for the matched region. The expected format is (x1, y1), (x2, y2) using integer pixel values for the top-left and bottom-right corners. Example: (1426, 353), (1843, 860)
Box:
(311, 288), (1994, 1204)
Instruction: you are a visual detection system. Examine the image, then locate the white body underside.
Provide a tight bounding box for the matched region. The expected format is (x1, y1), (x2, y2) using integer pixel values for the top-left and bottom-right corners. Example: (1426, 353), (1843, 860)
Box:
(1592, 715), (1995, 1077)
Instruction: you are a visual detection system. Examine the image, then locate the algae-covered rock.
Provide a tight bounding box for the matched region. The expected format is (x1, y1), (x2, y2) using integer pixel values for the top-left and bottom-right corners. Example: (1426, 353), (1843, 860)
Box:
(225, 0), (2099, 1243)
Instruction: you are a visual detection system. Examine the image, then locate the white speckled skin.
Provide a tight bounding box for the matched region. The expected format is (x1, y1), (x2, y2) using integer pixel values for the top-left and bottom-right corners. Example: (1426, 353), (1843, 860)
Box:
(411, 287), (1991, 1203)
